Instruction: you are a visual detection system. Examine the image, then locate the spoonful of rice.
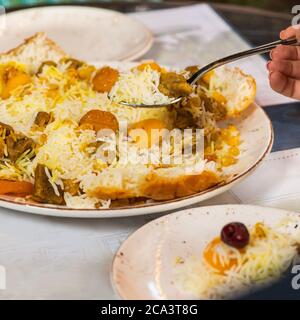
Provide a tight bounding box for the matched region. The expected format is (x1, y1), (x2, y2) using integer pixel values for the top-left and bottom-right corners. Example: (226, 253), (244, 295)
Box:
(108, 38), (297, 108)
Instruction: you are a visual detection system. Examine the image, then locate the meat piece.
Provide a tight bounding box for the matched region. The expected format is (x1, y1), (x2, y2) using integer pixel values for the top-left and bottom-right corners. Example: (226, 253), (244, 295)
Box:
(63, 179), (80, 196)
(6, 133), (35, 162)
(0, 122), (13, 136)
(34, 111), (51, 128)
(177, 95), (204, 128)
(32, 164), (65, 205)
(92, 67), (119, 93)
(0, 123), (13, 159)
(197, 89), (227, 121)
(36, 61), (57, 74)
(0, 139), (5, 159)
(0, 122), (35, 162)
(177, 87), (227, 127)
(158, 72), (193, 98)
(79, 110), (119, 132)
(173, 108), (195, 129)
(61, 58), (84, 70)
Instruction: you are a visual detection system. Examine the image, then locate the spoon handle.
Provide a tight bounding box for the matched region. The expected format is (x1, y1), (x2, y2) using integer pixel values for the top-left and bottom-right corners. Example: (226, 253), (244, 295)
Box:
(188, 38), (298, 85)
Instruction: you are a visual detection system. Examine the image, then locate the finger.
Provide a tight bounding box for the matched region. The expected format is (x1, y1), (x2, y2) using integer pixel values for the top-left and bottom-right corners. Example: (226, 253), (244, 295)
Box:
(267, 59), (300, 79)
(269, 71), (300, 99)
(280, 26), (296, 39)
(280, 25), (300, 41)
(270, 44), (300, 61)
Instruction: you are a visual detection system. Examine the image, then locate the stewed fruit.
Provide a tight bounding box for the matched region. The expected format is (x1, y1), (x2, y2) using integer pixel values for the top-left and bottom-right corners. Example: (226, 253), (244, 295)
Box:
(221, 222), (250, 249)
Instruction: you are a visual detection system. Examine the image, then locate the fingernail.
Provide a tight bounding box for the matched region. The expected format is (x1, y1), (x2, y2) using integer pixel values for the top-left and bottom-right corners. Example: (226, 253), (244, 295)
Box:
(266, 61), (271, 70)
(269, 50), (273, 59)
(280, 30), (286, 39)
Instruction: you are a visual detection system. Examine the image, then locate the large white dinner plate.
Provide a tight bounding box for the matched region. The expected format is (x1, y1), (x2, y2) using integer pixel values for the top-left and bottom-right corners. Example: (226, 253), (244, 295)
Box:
(0, 6), (153, 61)
(0, 62), (273, 218)
(0, 101), (273, 218)
(111, 204), (300, 299)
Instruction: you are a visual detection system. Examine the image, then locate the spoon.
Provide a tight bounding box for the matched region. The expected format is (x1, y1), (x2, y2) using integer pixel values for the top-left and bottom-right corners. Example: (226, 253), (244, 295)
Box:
(112, 38), (298, 108)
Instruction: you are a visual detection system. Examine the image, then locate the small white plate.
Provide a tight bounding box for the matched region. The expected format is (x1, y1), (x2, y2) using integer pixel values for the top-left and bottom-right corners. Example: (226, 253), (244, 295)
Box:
(0, 6), (153, 61)
(111, 204), (300, 299)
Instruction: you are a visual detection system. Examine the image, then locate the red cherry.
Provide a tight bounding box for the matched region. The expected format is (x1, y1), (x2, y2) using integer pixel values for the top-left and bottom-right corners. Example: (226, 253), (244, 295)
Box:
(221, 222), (250, 249)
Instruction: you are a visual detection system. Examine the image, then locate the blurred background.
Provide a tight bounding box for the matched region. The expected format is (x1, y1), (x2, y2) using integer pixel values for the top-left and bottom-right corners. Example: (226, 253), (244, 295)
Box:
(1, 0), (297, 13)
(2, 0), (295, 47)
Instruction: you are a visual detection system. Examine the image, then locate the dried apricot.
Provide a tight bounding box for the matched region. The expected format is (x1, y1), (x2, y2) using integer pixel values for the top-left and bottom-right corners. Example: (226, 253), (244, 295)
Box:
(203, 237), (238, 274)
(92, 67), (119, 93)
(137, 61), (162, 72)
(79, 110), (119, 132)
(1, 68), (31, 99)
(129, 119), (167, 148)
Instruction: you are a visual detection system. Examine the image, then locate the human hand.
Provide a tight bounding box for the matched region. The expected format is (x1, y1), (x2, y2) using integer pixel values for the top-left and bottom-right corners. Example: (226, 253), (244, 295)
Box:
(267, 25), (300, 99)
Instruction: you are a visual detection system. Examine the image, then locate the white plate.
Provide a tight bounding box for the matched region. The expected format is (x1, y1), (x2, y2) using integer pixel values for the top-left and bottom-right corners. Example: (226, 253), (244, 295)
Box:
(111, 204), (300, 299)
(0, 62), (273, 218)
(0, 102), (273, 218)
(0, 6), (153, 61)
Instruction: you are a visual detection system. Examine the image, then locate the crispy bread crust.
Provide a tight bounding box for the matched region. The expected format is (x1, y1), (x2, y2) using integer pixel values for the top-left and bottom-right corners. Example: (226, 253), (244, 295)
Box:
(141, 171), (221, 200)
(88, 170), (221, 201)
(0, 32), (66, 58)
(225, 69), (256, 117)
(88, 187), (137, 201)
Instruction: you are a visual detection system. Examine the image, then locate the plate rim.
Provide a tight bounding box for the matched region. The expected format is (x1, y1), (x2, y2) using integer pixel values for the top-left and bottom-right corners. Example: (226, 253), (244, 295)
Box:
(111, 204), (300, 300)
(0, 102), (273, 218)
(3, 5), (154, 62)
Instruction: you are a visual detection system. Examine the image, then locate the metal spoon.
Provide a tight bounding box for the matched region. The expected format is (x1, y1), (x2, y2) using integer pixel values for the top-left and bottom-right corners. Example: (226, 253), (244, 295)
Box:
(112, 38), (298, 108)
